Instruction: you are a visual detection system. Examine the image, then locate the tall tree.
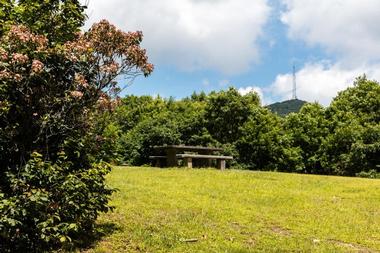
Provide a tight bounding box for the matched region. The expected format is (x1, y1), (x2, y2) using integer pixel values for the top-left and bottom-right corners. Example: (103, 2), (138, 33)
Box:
(0, 1), (153, 250)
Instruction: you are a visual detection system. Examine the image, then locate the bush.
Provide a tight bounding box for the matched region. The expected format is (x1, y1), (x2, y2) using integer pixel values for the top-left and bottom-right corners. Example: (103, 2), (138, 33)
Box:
(121, 112), (181, 165)
(356, 169), (379, 179)
(0, 153), (114, 252)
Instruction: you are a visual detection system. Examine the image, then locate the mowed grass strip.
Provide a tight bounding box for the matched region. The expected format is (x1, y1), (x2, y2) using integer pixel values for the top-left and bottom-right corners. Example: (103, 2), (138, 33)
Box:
(87, 167), (380, 253)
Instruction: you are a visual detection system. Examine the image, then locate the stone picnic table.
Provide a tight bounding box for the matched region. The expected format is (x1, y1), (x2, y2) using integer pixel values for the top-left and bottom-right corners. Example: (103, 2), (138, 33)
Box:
(149, 145), (233, 170)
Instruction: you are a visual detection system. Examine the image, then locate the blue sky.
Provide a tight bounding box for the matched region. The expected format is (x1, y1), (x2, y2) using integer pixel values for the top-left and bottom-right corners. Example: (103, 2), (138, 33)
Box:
(85, 0), (380, 105)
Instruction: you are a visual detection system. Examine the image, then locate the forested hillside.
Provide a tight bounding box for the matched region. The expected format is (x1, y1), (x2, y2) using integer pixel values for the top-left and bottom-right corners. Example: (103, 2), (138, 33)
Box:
(94, 76), (380, 177)
(268, 99), (307, 116)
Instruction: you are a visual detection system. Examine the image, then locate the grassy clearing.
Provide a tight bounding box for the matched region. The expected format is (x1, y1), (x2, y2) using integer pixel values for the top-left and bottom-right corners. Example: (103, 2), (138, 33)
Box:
(85, 167), (380, 253)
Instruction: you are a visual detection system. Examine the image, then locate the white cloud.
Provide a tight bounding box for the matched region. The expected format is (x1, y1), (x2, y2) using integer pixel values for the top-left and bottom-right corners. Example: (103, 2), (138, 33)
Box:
(84, 0), (270, 74)
(276, 1), (380, 105)
(238, 86), (267, 105)
(281, 0), (380, 65)
(270, 62), (380, 105)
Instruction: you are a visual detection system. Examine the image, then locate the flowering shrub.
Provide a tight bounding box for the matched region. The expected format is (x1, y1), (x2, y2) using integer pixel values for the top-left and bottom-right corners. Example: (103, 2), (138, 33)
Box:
(0, 2), (153, 251)
(0, 20), (153, 172)
(0, 153), (114, 251)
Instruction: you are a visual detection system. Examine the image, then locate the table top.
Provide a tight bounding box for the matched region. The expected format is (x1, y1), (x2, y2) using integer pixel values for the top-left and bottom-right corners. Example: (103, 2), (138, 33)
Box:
(153, 145), (223, 152)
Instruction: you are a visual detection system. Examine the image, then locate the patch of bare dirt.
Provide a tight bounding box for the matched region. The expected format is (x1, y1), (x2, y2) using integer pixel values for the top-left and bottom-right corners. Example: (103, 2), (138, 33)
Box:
(271, 225), (292, 236)
(327, 239), (377, 253)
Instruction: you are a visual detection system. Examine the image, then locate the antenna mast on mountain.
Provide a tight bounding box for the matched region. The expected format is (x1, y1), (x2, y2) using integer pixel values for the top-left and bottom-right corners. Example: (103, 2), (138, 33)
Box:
(292, 64), (297, 100)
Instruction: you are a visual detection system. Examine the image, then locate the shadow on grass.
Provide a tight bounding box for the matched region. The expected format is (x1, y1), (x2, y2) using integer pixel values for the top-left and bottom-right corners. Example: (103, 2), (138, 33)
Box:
(70, 222), (122, 251)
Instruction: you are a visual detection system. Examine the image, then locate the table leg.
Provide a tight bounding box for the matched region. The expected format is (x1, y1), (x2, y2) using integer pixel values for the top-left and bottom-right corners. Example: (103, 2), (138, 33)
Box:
(184, 157), (193, 168)
(200, 150), (212, 167)
(166, 148), (177, 167)
(217, 159), (225, 170)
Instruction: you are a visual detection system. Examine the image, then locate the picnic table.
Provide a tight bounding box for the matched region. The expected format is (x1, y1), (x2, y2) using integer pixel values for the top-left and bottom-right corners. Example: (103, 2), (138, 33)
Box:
(149, 145), (233, 170)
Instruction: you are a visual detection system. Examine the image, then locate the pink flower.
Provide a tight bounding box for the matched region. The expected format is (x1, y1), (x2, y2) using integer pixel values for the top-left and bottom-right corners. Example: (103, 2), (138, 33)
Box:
(100, 62), (119, 74)
(70, 90), (83, 99)
(14, 74), (23, 82)
(12, 53), (29, 64)
(0, 47), (7, 61)
(9, 25), (31, 43)
(0, 70), (10, 80)
(74, 73), (89, 88)
(31, 60), (44, 74)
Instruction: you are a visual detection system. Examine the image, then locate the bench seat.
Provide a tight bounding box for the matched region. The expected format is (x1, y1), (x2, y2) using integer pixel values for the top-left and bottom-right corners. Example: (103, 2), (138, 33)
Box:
(149, 156), (167, 167)
(176, 154), (233, 170)
(149, 156), (167, 159)
(176, 154), (233, 160)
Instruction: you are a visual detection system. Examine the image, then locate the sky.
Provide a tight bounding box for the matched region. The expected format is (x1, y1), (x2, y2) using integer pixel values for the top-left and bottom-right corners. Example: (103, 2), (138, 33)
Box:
(83, 0), (380, 105)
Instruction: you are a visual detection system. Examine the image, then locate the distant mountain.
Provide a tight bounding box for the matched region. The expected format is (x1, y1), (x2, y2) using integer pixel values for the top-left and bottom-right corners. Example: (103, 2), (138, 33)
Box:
(267, 99), (307, 117)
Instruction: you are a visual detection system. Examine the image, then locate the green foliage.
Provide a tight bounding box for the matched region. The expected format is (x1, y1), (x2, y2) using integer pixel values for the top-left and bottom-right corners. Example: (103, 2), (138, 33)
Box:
(2, 0), (86, 44)
(115, 95), (167, 132)
(122, 112), (181, 165)
(205, 87), (260, 144)
(328, 76), (380, 123)
(236, 107), (303, 171)
(103, 77), (378, 176)
(88, 110), (124, 164)
(0, 153), (114, 252)
(356, 169), (379, 179)
(320, 120), (380, 175)
(169, 98), (214, 146)
(284, 103), (329, 173)
(0, 0), (153, 251)
(320, 76), (380, 175)
(267, 98), (307, 117)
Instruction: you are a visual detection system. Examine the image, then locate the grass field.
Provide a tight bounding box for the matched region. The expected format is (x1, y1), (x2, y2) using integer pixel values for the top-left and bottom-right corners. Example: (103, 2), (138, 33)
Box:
(85, 167), (380, 253)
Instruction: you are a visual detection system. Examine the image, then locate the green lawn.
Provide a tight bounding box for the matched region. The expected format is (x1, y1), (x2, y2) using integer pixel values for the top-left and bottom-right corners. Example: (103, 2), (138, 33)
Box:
(86, 167), (380, 252)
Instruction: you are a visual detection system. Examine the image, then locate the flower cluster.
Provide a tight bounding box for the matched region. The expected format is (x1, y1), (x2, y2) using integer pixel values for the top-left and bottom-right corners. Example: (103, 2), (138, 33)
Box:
(12, 53), (29, 64)
(14, 74), (23, 82)
(1, 21), (153, 110)
(8, 25), (48, 51)
(0, 25), (51, 84)
(31, 60), (44, 74)
(0, 70), (11, 80)
(0, 47), (7, 61)
(100, 62), (119, 74)
(74, 73), (89, 88)
(70, 90), (84, 99)
(96, 93), (121, 111)
(63, 37), (92, 62)
(86, 20), (154, 78)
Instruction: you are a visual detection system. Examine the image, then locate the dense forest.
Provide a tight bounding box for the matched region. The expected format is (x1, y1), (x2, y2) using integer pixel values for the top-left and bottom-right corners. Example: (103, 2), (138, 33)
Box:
(267, 98), (307, 116)
(94, 76), (380, 178)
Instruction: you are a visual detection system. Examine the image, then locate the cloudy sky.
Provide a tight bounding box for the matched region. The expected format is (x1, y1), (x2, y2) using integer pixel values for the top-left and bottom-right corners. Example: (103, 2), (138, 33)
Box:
(84, 0), (380, 105)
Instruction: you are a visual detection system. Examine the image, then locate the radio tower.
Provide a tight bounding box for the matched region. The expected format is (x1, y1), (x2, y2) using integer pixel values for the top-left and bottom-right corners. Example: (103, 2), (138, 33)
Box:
(292, 64), (297, 100)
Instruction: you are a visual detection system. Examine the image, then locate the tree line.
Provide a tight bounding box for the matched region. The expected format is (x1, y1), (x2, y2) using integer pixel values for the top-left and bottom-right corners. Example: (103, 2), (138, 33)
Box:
(95, 76), (379, 178)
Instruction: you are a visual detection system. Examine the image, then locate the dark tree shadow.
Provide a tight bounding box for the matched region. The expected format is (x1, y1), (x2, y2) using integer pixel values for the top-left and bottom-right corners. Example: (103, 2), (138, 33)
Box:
(69, 222), (122, 251)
